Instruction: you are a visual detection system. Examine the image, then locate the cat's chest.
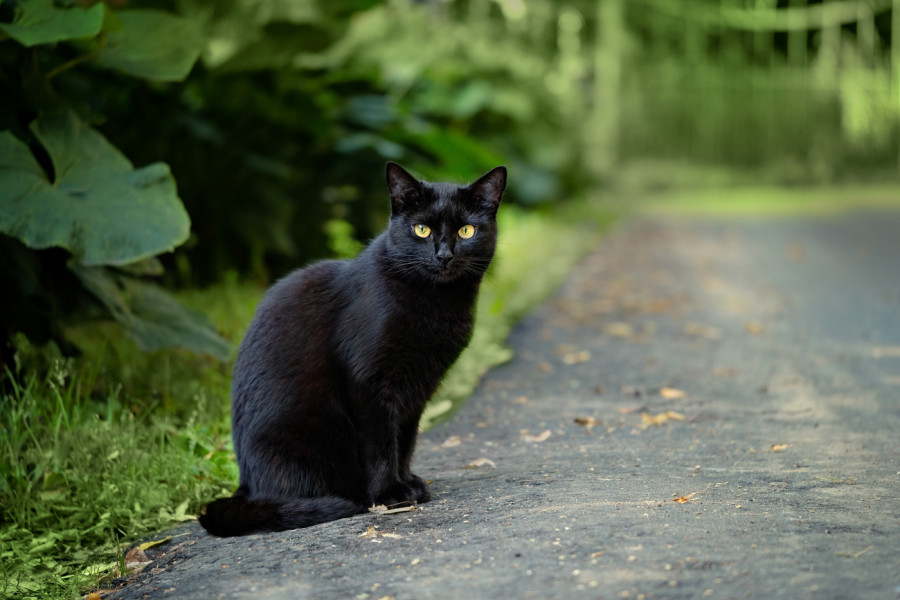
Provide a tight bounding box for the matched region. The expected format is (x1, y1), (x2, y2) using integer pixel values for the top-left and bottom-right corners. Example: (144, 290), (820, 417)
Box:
(337, 281), (474, 381)
(387, 289), (473, 348)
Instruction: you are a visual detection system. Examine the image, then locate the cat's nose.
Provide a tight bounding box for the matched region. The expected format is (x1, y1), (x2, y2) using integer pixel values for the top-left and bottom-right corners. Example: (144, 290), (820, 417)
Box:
(436, 244), (454, 267)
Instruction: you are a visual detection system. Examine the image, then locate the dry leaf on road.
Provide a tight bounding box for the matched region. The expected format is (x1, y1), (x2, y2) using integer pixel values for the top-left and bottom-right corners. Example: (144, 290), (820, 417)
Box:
(604, 322), (633, 338)
(520, 429), (552, 443)
(745, 321), (765, 335)
(574, 416), (599, 431)
(641, 411), (685, 428)
(871, 346), (900, 358)
(684, 322), (722, 340)
(359, 526), (379, 538)
(464, 458), (496, 469)
(672, 483), (711, 504)
(562, 350), (591, 364)
(659, 387), (686, 399)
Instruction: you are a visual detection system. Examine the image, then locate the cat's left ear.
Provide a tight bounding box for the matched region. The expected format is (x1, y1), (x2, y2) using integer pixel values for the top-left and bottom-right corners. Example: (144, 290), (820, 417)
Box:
(470, 166), (507, 215)
(386, 162), (422, 214)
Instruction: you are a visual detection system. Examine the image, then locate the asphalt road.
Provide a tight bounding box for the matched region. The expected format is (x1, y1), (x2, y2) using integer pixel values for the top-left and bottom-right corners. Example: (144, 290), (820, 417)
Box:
(105, 210), (900, 600)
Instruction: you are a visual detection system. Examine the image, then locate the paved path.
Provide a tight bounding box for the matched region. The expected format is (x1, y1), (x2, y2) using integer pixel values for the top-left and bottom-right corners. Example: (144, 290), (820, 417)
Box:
(107, 211), (900, 600)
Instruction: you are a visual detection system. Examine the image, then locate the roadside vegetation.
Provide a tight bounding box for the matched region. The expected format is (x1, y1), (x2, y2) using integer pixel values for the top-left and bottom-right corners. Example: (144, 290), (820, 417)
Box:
(0, 202), (609, 599)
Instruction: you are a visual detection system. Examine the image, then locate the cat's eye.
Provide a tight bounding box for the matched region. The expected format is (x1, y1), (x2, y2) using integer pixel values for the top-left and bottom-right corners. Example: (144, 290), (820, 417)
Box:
(413, 224), (431, 238)
(458, 225), (476, 239)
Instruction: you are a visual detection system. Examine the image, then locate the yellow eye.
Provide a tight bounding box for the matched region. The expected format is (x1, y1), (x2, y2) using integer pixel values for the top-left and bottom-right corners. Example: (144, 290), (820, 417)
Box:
(413, 224), (431, 238)
(458, 225), (475, 239)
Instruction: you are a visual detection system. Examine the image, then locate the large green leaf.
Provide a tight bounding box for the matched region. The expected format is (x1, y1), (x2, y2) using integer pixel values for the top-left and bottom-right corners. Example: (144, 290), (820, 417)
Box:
(0, 110), (190, 266)
(214, 22), (333, 73)
(70, 264), (232, 360)
(0, 0), (104, 47)
(95, 10), (203, 81)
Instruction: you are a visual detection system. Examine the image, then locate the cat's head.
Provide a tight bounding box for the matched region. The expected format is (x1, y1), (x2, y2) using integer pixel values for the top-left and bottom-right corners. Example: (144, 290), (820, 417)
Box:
(385, 163), (506, 284)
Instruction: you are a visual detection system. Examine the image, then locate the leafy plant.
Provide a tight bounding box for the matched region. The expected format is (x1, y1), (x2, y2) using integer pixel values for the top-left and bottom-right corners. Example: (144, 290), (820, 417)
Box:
(0, 0), (229, 364)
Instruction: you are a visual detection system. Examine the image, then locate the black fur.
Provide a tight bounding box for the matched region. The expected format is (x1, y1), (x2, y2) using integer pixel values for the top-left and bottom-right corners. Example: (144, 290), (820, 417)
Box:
(199, 163), (506, 537)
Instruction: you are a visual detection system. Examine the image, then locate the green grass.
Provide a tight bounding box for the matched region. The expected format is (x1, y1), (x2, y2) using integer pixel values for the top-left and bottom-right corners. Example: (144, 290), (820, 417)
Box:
(0, 201), (612, 599)
(0, 360), (237, 598)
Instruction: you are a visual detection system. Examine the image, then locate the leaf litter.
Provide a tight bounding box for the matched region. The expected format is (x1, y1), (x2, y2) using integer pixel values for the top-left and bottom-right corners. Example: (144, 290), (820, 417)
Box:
(464, 457), (496, 469)
(520, 429), (552, 443)
(641, 411), (685, 428)
(359, 525), (403, 541)
(671, 483), (712, 504)
(574, 417), (600, 431)
(659, 387), (686, 399)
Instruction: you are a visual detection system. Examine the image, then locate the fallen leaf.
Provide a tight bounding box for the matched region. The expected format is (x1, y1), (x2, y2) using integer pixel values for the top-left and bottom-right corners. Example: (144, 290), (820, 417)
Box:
(574, 417), (599, 430)
(771, 444), (791, 452)
(871, 346), (900, 358)
(562, 350), (591, 365)
(381, 532), (403, 539)
(836, 545), (873, 559)
(520, 429), (552, 443)
(86, 594), (103, 600)
(604, 322), (633, 338)
(137, 536), (172, 552)
(744, 321), (765, 335)
(671, 483), (711, 504)
(684, 322), (722, 340)
(617, 407), (638, 415)
(441, 436), (462, 448)
(464, 457), (496, 469)
(359, 526), (379, 538)
(659, 387), (686, 399)
(641, 411), (685, 428)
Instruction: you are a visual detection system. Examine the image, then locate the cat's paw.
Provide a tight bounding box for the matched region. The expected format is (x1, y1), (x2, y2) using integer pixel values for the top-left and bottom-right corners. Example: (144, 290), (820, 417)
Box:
(405, 474), (431, 503)
(374, 478), (429, 508)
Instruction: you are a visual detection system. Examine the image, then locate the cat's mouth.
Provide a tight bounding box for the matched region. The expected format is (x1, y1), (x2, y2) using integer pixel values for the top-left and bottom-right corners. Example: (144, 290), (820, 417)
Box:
(431, 265), (457, 282)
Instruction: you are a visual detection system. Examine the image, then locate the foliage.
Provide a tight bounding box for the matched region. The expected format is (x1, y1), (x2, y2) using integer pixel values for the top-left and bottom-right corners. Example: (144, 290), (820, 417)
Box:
(0, 0), (229, 364)
(0, 356), (235, 599)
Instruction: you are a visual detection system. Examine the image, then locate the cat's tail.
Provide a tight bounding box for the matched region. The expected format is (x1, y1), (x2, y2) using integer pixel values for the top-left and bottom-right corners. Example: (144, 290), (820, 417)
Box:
(198, 494), (365, 537)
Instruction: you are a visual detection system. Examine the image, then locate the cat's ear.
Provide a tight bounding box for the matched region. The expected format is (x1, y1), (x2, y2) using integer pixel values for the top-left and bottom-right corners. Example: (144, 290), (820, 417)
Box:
(470, 166), (507, 214)
(386, 162), (422, 214)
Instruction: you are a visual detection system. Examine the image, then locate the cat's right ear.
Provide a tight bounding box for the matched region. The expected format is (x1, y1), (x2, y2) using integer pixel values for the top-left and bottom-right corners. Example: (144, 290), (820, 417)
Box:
(386, 162), (422, 214)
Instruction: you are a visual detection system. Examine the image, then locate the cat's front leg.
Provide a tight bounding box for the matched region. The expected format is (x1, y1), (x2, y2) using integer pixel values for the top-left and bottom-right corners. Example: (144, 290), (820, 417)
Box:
(365, 453), (428, 506)
(363, 441), (430, 507)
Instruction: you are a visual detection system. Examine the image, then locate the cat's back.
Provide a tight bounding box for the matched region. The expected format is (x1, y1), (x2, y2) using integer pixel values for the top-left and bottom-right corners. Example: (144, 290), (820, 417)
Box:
(234, 260), (349, 384)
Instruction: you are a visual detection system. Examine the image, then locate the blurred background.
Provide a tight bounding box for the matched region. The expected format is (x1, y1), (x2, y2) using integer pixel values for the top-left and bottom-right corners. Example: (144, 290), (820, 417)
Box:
(3, 0), (899, 349)
(1, 0), (899, 596)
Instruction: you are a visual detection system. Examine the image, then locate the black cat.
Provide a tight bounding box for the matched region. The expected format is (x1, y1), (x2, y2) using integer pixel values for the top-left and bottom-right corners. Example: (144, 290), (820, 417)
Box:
(199, 163), (506, 537)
